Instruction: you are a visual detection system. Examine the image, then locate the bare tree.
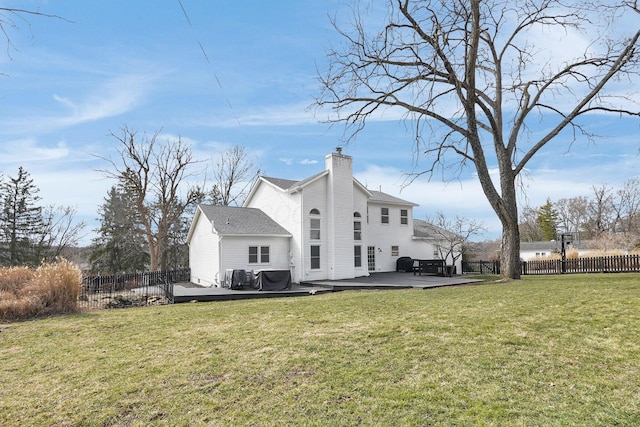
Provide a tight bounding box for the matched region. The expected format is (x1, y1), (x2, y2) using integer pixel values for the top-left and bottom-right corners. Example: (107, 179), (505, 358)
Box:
(555, 196), (591, 236)
(585, 185), (617, 239)
(206, 146), (260, 206)
(318, 0), (640, 279)
(0, 8), (66, 61)
(612, 178), (640, 237)
(41, 205), (86, 260)
(519, 206), (543, 242)
(100, 126), (201, 271)
(426, 212), (486, 275)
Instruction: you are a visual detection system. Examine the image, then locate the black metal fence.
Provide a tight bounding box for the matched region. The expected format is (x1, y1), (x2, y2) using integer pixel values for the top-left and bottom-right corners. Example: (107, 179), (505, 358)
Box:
(79, 268), (190, 309)
(462, 260), (501, 275)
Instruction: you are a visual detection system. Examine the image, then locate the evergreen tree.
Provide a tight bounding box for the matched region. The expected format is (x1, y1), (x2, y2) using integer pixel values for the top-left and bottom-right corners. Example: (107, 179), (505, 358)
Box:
(0, 167), (47, 266)
(89, 186), (149, 273)
(537, 199), (559, 241)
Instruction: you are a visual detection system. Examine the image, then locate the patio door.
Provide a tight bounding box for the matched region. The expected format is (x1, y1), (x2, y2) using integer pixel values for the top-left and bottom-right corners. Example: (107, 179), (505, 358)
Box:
(367, 246), (376, 272)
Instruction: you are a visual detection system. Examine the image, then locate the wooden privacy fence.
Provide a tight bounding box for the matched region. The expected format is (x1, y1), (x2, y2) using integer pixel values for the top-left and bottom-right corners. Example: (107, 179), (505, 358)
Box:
(522, 254), (640, 275)
(79, 268), (190, 309)
(464, 255), (640, 275)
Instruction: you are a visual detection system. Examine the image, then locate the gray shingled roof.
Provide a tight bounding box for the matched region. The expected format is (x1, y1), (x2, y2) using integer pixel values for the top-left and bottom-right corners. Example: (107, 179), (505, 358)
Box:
(369, 190), (418, 206)
(261, 171), (328, 191)
(521, 240), (591, 252)
(261, 176), (299, 190)
(198, 205), (291, 236)
(413, 219), (456, 240)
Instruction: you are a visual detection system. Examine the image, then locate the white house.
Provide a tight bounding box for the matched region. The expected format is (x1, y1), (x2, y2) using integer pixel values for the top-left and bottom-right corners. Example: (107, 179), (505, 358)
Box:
(187, 151), (460, 286)
(187, 205), (292, 287)
(520, 239), (603, 261)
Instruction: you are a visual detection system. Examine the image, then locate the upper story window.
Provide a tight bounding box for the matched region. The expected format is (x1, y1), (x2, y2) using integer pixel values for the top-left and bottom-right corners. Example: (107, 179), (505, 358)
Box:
(400, 209), (408, 225)
(381, 207), (389, 224)
(353, 212), (362, 240)
(310, 209), (320, 240)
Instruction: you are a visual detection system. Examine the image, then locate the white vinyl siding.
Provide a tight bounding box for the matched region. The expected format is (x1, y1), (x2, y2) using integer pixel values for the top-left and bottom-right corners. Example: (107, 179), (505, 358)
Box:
(220, 236), (289, 275)
(188, 210), (220, 287)
(367, 202), (416, 272)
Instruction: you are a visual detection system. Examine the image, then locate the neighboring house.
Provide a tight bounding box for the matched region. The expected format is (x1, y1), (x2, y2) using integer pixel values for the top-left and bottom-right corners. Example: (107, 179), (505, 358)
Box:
(520, 240), (597, 261)
(187, 151), (460, 286)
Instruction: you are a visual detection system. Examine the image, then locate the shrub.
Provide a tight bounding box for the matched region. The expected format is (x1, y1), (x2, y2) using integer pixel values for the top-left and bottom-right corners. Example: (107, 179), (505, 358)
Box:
(0, 267), (34, 293)
(0, 259), (82, 322)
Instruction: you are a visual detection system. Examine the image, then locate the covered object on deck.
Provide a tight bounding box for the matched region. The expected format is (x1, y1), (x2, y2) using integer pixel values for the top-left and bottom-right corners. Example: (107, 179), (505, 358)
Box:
(255, 270), (291, 291)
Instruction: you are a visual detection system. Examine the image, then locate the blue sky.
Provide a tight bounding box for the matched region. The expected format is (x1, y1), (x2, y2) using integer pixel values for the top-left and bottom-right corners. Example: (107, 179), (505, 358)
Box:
(0, 1), (638, 245)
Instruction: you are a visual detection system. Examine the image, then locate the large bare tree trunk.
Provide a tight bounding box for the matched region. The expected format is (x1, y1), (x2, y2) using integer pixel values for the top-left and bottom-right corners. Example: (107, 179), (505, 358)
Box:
(498, 181), (522, 280)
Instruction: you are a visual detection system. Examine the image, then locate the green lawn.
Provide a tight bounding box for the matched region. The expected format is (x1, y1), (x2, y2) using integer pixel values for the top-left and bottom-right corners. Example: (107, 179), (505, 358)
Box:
(1, 274), (639, 426)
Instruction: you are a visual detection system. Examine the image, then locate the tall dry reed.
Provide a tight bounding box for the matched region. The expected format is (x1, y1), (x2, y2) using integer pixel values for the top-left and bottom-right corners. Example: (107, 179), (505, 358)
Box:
(0, 259), (82, 322)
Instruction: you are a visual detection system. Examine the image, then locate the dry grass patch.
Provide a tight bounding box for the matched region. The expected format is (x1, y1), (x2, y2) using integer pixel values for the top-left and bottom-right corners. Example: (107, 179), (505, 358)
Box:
(0, 259), (82, 322)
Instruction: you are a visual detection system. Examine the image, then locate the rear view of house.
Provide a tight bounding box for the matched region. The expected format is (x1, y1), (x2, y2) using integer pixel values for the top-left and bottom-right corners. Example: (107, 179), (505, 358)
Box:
(187, 151), (459, 286)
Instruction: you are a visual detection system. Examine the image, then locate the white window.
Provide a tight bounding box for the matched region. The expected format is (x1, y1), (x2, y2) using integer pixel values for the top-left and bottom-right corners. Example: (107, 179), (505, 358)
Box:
(249, 246), (270, 264)
(310, 245), (320, 269)
(260, 246), (270, 263)
(381, 207), (389, 224)
(310, 209), (320, 240)
(391, 245), (399, 257)
(400, 209), (408, 225)
(354, 245), (362, 267)
(310, 218), (320, 240)
(353, 212), (362, 240)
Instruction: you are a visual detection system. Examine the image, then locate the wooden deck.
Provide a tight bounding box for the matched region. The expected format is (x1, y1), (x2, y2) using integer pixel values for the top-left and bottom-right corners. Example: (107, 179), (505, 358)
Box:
(173, 272), (483, 303)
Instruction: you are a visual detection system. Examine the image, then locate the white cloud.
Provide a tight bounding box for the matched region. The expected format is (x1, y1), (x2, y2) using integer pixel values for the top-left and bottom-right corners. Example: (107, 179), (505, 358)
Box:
(1, 73), (155, 135)
(192, 102), (320, 128)
(280, 158), (293, 165)
(0, 139), (69, 164)
(300, 159), (318, 165)
(54, 74), (151, 125)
